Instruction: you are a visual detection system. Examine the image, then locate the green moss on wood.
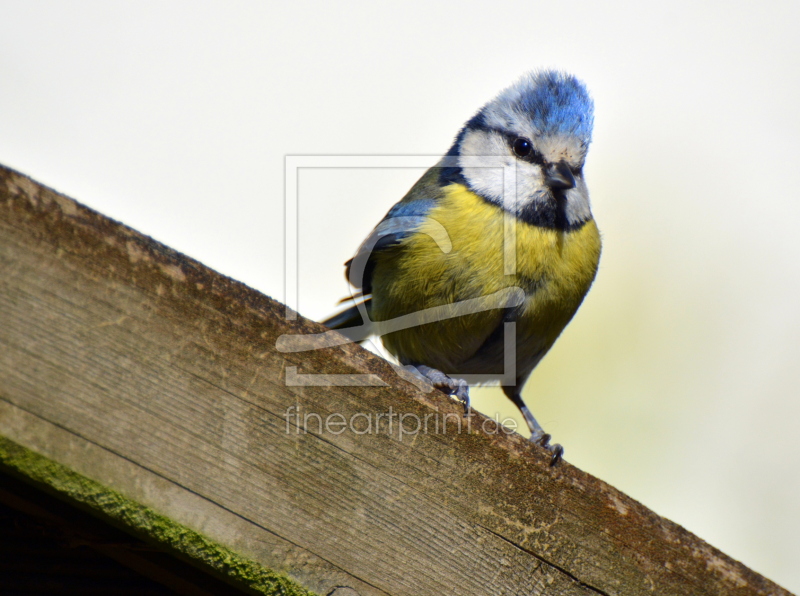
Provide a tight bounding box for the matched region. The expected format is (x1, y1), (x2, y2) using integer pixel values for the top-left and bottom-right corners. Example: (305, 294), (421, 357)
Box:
(0, 435), (316, 596)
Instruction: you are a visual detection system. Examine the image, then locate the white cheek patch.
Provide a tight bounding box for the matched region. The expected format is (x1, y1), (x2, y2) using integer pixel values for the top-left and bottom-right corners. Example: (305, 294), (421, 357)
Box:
(457, 129), (592, 226)
(459, 129), (548, 211)
(505, 161), (545, 212)
(564, 177), (592, 224)
(458, 130), (512, 202)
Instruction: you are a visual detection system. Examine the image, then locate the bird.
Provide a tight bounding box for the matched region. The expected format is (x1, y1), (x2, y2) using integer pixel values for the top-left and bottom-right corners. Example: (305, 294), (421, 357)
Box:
(323, 70), (601, 464)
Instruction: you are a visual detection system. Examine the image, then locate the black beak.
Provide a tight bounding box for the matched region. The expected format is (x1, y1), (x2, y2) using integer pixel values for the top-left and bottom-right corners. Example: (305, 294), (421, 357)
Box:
(544, 161), (576, 191)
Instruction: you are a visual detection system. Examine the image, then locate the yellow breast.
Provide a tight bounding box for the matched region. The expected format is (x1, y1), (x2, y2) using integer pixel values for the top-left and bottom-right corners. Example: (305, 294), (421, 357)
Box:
(370, 184), (601, 374)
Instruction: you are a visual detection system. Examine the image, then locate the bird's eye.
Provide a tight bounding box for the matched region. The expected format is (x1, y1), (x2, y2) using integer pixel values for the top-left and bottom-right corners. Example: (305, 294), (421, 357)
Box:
(512, 137), (532, 158)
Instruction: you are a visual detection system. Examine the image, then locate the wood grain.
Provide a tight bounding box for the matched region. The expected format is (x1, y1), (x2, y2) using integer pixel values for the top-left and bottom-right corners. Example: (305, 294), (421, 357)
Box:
(0, 164), (792, 596)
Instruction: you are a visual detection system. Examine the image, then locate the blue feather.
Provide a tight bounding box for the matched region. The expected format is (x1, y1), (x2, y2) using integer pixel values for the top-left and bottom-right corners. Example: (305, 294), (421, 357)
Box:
(506, 70), (594, 142)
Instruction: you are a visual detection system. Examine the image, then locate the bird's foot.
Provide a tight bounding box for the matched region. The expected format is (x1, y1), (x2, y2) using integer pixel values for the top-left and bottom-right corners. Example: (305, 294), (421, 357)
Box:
(405, 364), (470, 415)
(511, 401), (564, 466)
(530, 430), (564, 466)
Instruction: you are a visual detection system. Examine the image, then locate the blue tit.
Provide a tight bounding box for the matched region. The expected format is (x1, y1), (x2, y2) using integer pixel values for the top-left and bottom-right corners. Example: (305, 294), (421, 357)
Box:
(323, 70), (601, 464)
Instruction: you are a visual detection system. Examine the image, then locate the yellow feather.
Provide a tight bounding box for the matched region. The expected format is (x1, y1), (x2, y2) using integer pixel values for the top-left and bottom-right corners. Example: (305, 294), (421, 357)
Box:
(370, 184), (601, 377)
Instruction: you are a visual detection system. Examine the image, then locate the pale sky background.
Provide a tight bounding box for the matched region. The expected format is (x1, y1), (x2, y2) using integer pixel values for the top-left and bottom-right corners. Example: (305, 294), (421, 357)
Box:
(2, 1), (799, 591)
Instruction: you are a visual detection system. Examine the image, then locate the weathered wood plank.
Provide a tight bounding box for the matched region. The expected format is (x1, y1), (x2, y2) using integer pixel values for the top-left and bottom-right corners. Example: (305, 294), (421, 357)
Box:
(0, 163), (792, 596)
(0, 435), (310, 596)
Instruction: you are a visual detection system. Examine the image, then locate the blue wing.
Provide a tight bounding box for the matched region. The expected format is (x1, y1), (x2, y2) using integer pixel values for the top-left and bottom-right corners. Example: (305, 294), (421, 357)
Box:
(344, 198), (436, 294)
(323, 199), (435, 333)
(324, 164), (444, 332)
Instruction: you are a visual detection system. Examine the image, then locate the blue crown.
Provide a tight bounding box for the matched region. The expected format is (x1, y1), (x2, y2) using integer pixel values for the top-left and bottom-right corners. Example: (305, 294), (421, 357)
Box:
(480, 70), (594, 144)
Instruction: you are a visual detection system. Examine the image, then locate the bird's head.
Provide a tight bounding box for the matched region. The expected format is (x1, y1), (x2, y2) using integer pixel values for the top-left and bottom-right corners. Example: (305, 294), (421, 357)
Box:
(444, 70), (595, 229)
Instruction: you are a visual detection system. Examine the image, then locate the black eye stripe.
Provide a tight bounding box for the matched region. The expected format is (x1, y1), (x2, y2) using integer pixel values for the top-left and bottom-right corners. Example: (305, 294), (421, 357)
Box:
(470, 124), (550, 165)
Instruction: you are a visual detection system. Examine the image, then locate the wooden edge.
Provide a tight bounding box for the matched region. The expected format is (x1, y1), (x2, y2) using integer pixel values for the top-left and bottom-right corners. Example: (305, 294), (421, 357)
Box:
(0, 161), (794, 596)
(0, 435), (316, 596)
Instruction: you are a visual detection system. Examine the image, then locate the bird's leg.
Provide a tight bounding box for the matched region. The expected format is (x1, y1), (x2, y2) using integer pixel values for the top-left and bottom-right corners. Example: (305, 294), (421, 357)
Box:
(405, 364), (470, 415)
(508, 392), (563, 466)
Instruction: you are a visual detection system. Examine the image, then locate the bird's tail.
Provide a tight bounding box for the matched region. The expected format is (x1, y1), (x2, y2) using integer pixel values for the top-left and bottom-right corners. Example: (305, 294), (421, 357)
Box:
(321, 297), (372, 343)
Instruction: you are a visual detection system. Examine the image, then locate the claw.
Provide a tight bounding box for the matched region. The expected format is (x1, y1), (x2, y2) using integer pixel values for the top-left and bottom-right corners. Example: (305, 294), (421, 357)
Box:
(409, 364), (471, 415)
(549, 444), (564, 466)
(453, 378), (470, 414)
(511, 398), (564, 466)
(529, 433), (563, 465)
(530, 431), (563, 465)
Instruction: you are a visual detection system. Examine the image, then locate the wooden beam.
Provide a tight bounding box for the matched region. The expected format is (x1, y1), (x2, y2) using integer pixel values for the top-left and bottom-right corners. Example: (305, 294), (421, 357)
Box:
(0, 163), (792, 596)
